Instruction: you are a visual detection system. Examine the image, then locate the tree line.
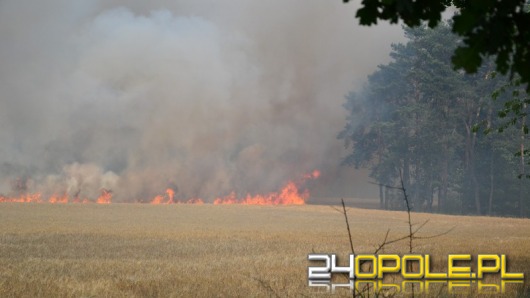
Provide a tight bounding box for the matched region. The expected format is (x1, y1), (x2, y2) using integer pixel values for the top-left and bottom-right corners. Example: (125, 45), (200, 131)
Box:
(338, 23), (529, 217)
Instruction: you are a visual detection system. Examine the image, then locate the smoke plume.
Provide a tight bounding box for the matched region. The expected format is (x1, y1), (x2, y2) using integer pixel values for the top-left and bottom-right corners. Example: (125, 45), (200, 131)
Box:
(0, 0), (402, 202)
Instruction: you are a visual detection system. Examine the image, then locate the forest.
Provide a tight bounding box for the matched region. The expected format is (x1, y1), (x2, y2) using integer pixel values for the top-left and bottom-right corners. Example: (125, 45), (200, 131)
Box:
(338, 22), (530, 217)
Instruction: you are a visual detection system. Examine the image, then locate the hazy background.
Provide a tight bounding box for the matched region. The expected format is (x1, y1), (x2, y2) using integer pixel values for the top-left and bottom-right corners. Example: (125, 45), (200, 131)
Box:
(0, 0), (403, 202)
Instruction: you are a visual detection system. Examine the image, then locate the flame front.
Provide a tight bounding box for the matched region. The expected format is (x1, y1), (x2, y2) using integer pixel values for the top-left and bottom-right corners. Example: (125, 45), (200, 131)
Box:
(0, 193), (42, 203)
(213, 170), (319, 205)
(49, 193), (68, 204)
(150, 188), (204, 205)
(96, 189), (112, 204)
(0, 170), (320, 205)
(213, 182), (308, 205)
(0, 189), (113, 204)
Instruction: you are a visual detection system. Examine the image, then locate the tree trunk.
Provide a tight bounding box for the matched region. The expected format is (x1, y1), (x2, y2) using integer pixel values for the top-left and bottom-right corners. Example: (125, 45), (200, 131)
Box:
(427, 175), (433, 212)
(470, 121), (481, 215)
(379, 184), (384, 209)
(520, 107), (526, 217)
(487, 105), (494, 215)
(384, 186), (390, 210)
(440, 142), (449, 212)
(464, 107), (481, 215)
(488, 153), (494, 215)
(403, 157), (410, 211)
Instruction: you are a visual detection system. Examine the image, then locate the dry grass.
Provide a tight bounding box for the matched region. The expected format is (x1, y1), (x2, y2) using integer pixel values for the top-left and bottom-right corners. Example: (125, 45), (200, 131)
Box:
(0, 203), (528, 297)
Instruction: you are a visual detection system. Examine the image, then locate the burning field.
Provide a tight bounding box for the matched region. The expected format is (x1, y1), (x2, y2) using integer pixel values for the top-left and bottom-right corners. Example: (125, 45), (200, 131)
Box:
(0, 1), (402, 206)
(0, 170), (320, 205)
(1, 1), (529, 297)
(0, 203), (529, 297)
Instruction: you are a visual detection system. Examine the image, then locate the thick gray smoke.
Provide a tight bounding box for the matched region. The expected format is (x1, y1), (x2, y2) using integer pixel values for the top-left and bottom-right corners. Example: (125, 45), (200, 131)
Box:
(0, 0), (402, 202)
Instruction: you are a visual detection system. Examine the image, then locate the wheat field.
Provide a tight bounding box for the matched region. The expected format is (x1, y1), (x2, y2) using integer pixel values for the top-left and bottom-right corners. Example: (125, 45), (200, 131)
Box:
(0, 202), (529, 297)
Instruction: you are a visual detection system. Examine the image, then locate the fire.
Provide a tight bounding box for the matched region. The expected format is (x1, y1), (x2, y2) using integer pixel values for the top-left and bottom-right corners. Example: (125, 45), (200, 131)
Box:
(213, 181), (308, 205)
(96, 189), (112, 204)
(213, 170), (319, 205)
(149, 188), (205, 204)
(304, 170), (321, 179)
(166, 188), (175, 202)
(0, 170), (320, 205)
(151, 195), (165, 204)
(0, 190), (111, 204)
(0, 193), (42, 203)
(49, 193), (69, 204)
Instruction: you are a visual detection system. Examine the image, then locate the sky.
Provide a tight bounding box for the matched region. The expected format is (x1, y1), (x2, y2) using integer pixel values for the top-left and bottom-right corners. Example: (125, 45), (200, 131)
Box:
(0, 0), (404, 202)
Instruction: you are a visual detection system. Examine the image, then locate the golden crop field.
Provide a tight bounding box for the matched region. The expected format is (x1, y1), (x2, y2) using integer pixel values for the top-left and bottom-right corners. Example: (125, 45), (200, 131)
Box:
(0, 202), (529, 297)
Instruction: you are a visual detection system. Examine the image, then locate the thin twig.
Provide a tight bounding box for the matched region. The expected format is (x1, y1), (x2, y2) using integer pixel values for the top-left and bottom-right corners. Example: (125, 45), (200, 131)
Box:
(330, 205), (343, 213)
(341, 198), (355, 255)
(413, 227), (455, 240)
(368, 181), (403, 190)
(399, 169), (413, 254)
(373, 229), (391, 255)
(334, 172), (455, 298)
(399, 168), (415, 298)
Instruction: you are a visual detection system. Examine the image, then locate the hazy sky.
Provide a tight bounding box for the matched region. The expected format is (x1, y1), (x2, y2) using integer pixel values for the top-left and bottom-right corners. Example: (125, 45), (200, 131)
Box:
(0, 0), (404, 202)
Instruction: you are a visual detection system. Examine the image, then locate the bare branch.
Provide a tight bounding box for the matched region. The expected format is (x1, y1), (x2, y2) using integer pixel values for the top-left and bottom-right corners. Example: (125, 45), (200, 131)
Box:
(341, 198), (355, 255)
(333, 169), (454, 298)
(368, 181), (402, 190)
(413, 226), (456, 240)
(373, 229), (391, 254)
(330, 205), (343, 213)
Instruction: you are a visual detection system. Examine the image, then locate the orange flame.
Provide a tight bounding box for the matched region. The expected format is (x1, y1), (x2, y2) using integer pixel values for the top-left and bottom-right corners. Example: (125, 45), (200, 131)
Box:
(213, 170), (319, 205)
(304, 170), (321, 180)
(0, 193), (42, 203)
(151, 195), (165, 204)
(49, 193), (69, 204)
(166, 188), (175, 203)
(150, 188), (205, 204)
(213, 181), (308, 205)
(96, 189), (112, 204)
(1, 170), (319, 205)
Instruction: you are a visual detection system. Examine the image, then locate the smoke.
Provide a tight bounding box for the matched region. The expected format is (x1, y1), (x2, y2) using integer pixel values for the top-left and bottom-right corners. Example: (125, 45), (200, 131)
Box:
(0, 0), (403, 201)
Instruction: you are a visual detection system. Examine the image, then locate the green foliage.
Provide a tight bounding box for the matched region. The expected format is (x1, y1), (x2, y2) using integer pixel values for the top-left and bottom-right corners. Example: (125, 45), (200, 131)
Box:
(344, 0), (530, 91)
(353, 0), (450, 27)
(339, 23), (530, 217)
